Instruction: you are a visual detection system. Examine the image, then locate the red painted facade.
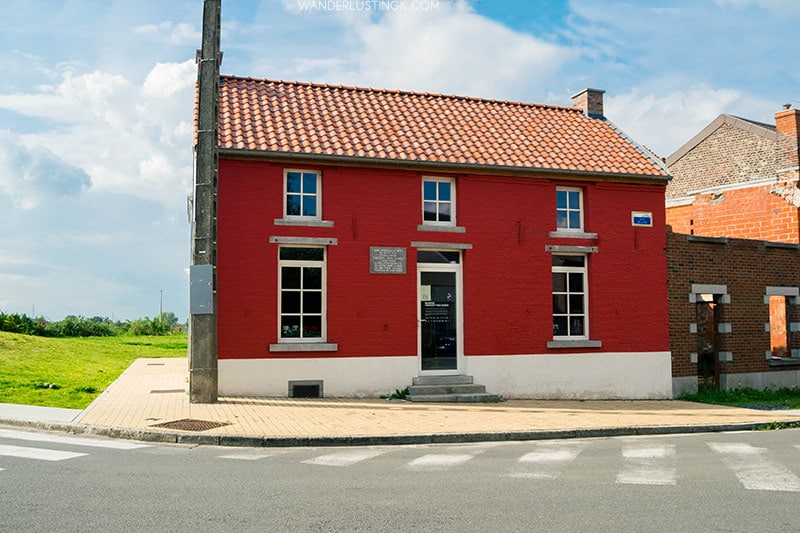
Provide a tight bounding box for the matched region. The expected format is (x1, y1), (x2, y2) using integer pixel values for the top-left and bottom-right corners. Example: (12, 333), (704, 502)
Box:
(216, 158), (670, 361)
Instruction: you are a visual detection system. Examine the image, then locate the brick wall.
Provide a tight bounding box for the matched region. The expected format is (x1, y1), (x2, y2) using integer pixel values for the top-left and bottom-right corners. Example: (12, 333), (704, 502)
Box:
(667, 230), (800, 381)
(667, 122), (779, 199)
(216, 158), (670, 361)
(666, 184), (800, 243)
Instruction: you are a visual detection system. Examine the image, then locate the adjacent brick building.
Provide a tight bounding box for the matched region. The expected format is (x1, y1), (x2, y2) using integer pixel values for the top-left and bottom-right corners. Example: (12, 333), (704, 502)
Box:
(666, 108), (800, 241)
(211, 77), (673, 399)
(666, 106), (800, 394)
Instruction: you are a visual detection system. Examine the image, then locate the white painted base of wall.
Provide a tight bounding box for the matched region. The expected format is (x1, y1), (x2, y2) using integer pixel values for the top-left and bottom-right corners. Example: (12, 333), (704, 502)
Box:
(219, 356), (418, 398)
(672, 376), (698, 398)
(719, 369), (800, 390)
(673, 369), (800, 398)
(467, 351), (673, 399)
(219, 351), (673, 399)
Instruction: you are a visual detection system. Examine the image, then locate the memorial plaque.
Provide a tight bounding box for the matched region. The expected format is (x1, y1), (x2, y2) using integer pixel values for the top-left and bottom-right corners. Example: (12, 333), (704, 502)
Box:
(370, 247), (406, 274)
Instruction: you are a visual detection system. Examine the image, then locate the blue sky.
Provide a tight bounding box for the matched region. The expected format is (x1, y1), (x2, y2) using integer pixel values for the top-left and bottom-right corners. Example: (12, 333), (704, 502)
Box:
(1, 0), (798, 322)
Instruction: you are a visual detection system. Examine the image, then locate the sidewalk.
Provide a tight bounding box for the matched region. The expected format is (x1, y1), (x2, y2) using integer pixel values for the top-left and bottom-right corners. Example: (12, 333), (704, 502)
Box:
(3, 357), (800, 446)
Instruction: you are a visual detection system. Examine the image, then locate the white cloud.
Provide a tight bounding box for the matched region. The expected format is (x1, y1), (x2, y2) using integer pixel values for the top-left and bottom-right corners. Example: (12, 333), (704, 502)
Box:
(0, 61), (196, 209)
(142, 60), (196, 98)
(301, 0), (577, 99)
(0, 189), (190, 321)
(134, 21), (201, 46)
(714, 0), (800, 12)
(607, 85), (777, 157)
(0, 130), (91, 209)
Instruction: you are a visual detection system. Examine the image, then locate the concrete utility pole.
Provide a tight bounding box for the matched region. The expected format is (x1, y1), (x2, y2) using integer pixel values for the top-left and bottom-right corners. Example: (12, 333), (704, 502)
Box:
(189, 0), (221, 403)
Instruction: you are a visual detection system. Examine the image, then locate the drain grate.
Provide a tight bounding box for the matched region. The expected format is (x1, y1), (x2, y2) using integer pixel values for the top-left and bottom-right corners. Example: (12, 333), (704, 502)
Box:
(150, 418), (229, 431)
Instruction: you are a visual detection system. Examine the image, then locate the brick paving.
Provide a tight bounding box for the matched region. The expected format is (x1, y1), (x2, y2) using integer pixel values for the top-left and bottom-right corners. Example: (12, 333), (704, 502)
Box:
(74, 358), (800, 441)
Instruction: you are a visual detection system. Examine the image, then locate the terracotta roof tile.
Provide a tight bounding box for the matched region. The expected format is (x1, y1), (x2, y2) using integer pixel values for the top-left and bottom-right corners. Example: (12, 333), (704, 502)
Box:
(215, 75), (667, 178)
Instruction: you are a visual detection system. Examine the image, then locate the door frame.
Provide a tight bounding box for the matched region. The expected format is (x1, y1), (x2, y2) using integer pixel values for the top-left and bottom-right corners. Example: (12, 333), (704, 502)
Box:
(417, 257), (464, 375)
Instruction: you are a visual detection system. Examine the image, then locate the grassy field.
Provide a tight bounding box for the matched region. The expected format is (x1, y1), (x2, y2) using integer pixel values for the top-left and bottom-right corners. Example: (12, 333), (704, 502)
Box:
(0, 331), (186, 409)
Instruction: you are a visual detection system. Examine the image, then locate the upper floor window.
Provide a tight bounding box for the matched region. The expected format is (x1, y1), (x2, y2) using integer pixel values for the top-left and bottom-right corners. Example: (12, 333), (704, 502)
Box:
(422, 177), (455, 225)
(556, 187), (583, 231)
(285, 170), (320, 219)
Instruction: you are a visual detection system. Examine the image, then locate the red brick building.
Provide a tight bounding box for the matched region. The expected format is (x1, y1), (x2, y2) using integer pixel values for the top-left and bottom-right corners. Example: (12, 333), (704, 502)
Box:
(666, 108), (800, 241)
(666, 106), (800, 394)
(213, 77), (672, 399)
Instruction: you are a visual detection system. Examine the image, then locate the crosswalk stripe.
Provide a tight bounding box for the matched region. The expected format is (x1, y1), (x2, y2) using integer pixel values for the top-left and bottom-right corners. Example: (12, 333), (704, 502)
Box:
(302, 450), (386, 467)
(617, 444), (677, 485)
(708, 442), (800, 492)
(407, 453), (474, 470)
(510, 442), (586, 479)
(0, 429), (148, 450)
(0, 444), (87, 462)
(220, 453), (282, 461)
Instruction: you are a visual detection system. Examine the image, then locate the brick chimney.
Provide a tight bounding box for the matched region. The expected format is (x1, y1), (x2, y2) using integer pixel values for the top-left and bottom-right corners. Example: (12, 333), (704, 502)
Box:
(775, 104), (800, 170)
(572, 88), (605, 118)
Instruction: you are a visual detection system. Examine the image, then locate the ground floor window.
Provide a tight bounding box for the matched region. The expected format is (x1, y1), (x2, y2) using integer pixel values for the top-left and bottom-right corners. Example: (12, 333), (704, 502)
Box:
(279, 246), (325, 340)
(552, 254), (587, 339)
(769, 295), (789, 358)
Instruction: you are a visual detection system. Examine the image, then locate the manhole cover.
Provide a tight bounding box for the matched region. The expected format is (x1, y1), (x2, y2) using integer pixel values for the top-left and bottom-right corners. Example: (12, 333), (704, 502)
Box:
(150, 418), (229, 431)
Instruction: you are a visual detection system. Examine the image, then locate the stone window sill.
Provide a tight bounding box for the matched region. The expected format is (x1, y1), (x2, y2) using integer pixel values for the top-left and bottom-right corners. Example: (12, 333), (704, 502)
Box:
(274, 218), (334, 228)
(767, 357), (800, 367)
(547, 339), (603, 349)
(417, 224), (466, 233)
(548, 231), (598, 240)
(269, 342), (338, 352)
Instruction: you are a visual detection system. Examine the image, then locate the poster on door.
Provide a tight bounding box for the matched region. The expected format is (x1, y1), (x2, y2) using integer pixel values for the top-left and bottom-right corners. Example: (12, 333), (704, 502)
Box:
(423, 301), (451, 323)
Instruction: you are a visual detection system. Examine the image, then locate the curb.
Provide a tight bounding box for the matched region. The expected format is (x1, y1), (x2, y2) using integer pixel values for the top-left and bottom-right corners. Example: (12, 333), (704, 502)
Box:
(3, 416), (799, 448)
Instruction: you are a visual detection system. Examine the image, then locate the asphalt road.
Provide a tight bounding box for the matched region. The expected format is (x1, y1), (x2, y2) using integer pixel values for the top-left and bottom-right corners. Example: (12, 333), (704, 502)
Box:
(1, 426), (799, 532)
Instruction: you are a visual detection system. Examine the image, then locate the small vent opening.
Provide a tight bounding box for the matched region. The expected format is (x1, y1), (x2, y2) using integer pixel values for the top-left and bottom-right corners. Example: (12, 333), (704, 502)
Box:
(289, 380), (323, 398)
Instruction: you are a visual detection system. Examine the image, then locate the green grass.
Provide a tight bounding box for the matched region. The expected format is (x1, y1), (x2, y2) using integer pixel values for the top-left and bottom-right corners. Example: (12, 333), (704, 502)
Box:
(0, 331), (186, 409)
(679, 384), (800, 410)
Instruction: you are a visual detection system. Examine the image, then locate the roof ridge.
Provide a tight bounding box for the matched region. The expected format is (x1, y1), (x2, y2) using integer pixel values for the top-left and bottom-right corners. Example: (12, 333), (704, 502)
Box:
(220, 74), (581, 114)
(730, 114), (776, 131)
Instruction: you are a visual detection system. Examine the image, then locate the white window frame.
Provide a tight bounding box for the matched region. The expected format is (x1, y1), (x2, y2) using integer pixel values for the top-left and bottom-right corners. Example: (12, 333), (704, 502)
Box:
(283, 169), (321, 220)
(555, 187), (583, 232)
(277, 246), (327, 343)
(422, 176), (456, 226)
(551, 254), (589, 340)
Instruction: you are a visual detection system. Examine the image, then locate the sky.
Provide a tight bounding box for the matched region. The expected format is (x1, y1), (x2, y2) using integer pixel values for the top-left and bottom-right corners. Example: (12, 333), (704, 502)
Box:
(1, 0), (798, 322)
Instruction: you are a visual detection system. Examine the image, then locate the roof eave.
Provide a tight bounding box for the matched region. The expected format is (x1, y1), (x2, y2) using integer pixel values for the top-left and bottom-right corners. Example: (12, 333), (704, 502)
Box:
(217, 147), (670, 184)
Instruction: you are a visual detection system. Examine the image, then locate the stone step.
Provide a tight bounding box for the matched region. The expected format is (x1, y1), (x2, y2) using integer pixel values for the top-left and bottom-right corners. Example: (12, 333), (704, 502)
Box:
(407, 384), (487, 396)
(407, 393), (502, 403)
(411, 374), (474, 386)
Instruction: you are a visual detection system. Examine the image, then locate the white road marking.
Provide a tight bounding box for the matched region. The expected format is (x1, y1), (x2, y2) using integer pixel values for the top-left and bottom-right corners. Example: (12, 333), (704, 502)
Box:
(510, 442), (586, 479)
(0, 429), (148, 450)
(0, 444), (87, 462)
(219, 453), (282, 461)
(616, 444), (677, 486)
(709, 442), (800, 492)
(407, 453), (474, 470)
(302, 449), (386, 467)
